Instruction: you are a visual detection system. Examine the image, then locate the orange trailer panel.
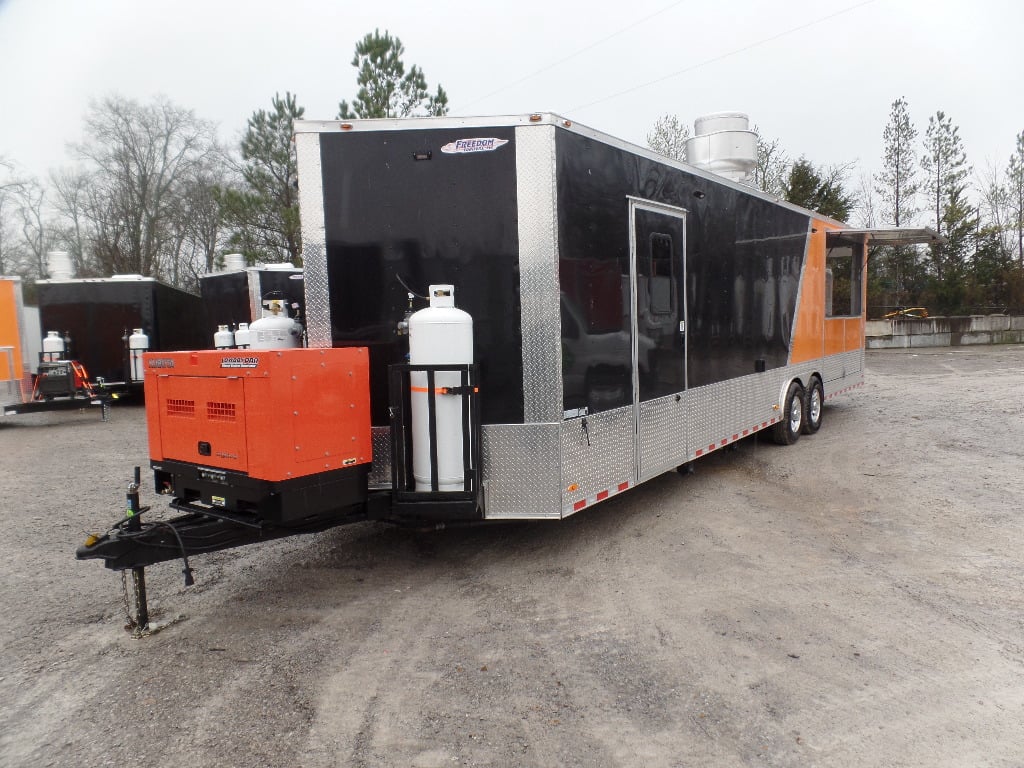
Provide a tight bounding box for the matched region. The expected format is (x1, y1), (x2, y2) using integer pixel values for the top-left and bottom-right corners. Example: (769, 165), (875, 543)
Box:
(0, 279), (25, 383)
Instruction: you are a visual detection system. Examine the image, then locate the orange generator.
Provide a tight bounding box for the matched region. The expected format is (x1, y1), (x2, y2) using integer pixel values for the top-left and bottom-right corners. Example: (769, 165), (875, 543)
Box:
(144, 347), (372, 524)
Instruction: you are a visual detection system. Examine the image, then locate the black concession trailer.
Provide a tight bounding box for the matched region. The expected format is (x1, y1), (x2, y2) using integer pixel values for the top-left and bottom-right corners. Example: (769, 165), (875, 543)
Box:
(36, 275), (206, 389)
(199, 264), (305, 343)
(292, 113), (887, 519)
(79, 114), (940, 627)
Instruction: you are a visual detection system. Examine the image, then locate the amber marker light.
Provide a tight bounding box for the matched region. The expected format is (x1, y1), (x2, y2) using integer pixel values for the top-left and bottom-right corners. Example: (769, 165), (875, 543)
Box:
(340, 123), (354, 130)
(529, 114), (542, 122)
(568, 483), (579, 492)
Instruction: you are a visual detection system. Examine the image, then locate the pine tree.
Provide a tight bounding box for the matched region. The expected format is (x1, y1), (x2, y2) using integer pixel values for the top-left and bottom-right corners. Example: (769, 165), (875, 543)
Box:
(222, 92), (304, 264)
(874, 97), (921, 309)
(338, 30), (448, 119)
(1008, 131), (1024, 265)
(783, 158), (855, 221)
(921, 110), (976, 313)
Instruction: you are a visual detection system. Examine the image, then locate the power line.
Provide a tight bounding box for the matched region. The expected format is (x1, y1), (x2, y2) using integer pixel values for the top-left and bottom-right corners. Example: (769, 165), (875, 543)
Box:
(567, 0), (878, 114)
(452, 0), (689, 114)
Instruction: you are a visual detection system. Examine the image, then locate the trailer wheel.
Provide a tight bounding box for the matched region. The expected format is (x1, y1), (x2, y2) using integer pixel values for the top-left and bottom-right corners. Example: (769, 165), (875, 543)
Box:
(772, 381), (804, 445)
(803, 376), (824, 435)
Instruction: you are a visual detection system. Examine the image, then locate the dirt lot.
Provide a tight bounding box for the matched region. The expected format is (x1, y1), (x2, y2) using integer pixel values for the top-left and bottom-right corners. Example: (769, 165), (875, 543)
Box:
(1, 345), (1023, 768)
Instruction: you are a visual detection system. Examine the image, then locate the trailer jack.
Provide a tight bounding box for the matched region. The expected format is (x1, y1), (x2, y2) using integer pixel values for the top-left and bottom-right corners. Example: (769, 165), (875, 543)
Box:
(86, 467), (194, 635)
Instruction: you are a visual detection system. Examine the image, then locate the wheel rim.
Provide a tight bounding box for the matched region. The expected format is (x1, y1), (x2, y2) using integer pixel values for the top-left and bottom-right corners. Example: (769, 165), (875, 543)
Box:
(789, 394), (803, 433)
(809, 387), (822, 425)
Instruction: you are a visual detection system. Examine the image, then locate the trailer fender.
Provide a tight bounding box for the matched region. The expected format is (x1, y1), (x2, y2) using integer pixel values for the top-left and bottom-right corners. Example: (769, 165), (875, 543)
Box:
(776, 375), (804, 415)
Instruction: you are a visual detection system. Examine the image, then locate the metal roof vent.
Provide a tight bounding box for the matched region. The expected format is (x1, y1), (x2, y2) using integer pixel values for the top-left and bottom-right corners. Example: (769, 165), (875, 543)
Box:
(46, 250), (74, 280)
(222, 253), (246, 272)
(685, 112), (758, 186)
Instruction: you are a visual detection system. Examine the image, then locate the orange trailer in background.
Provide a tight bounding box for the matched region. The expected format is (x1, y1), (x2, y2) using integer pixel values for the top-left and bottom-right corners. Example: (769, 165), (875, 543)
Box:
(0, 277), (29, 406)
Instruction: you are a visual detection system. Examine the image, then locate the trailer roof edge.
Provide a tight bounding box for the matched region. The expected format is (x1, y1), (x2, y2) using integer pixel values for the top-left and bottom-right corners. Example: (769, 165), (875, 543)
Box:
(293, 112), (851, 227)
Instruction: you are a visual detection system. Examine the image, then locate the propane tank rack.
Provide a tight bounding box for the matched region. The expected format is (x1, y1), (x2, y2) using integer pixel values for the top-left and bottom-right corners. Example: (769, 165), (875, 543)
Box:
(388, 362), (482, 521)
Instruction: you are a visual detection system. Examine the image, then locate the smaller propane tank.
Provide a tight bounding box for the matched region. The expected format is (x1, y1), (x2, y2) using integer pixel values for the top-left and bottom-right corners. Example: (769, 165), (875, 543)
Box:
(249, 299), (302, 350)
(128, 328), (149, 382)
(214, 324), (236, 350)
(42, 331), (66, 362)
(233, 322), (251, 349)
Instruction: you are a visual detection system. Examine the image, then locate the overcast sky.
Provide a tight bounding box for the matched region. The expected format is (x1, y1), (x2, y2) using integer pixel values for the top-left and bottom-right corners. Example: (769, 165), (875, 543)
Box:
(1, 0), (1022, 202)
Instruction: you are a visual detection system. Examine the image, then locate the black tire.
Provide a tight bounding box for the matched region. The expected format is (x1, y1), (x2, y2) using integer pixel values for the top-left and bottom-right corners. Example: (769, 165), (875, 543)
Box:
(772, 381), (804, 446)
(803, 376), (824, 435)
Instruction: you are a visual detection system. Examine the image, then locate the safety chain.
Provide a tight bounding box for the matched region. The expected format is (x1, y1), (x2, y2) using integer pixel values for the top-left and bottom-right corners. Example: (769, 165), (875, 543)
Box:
(120, 570), (137, 632)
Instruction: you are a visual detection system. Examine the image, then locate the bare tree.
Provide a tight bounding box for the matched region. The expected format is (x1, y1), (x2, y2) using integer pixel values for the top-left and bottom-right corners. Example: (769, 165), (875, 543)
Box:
(855, 171), (877, 228)
(977, 161), (1014, 262)
(0, 159), (27, 276)
(67, 94), (218, 279)
(15, 178), (55, 279)
(0, 189), (26, 276)
(167, 150), (231, 289)
(646, 114), (689, 162)
(50, 168), (97, 277)
(752, 126), (789, 196)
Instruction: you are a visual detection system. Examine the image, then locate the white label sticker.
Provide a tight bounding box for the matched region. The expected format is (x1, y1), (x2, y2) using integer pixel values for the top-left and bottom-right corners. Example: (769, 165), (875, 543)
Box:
(441, 137), (509, 154)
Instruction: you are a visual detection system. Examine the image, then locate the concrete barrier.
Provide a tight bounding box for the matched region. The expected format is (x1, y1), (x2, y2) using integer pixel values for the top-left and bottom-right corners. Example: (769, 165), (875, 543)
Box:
(866, 315), (1024, 348)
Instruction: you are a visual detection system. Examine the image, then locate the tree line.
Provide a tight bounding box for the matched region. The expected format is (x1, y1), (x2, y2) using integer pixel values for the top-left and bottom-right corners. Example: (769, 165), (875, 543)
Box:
(0, 30), (447, 300)
(648, 102), (1024, 317)
(4, 37), (1021, 320)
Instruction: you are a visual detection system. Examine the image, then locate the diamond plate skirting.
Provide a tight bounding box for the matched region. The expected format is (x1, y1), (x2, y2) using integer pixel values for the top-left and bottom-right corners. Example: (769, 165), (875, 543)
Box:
(560, 407), (636, 515)
(822, 347), (863, 383)
(483, 424), (562, 519)
(638, 395), (688, 481)
(295, 132), (331, 348)
(515, 125), (563, 424)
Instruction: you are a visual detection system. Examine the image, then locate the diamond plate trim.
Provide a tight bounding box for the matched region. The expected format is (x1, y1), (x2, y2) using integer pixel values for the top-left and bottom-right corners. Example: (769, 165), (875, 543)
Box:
(822, 347), (863, 383)
(515, 125), (562, 424)
(638, 395), (687, 481)
(296, 132), (331, 348)
(687, 371), (787, 459)
(482, 423), (561, 519)
(561, 407), (635, 516)
(368, 426), (391, 488)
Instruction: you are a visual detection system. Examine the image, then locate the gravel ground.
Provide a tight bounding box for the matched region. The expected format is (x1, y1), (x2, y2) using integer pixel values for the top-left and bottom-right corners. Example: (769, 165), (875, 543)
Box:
(1, 345), (1023, 768)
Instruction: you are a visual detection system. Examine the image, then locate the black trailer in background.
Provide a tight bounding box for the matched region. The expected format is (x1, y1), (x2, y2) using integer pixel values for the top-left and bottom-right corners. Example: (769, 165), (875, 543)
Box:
(199, 266), (305, 342)
(36, 277), (205, 387)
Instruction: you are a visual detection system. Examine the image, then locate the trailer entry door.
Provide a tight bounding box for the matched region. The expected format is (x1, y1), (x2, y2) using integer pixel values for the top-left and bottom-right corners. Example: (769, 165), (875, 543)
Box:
(628, 199), (687, 481)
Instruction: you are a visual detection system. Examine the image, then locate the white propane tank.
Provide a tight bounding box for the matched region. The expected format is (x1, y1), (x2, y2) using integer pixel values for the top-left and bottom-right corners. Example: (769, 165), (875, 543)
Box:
(42, 331), (65, 361)
(128, 328), (149, 382)
(233, 322), (251, 349)
(409, 285), (474, 492)
(249, 300), (302, 350)
(214, 324), (236, 350)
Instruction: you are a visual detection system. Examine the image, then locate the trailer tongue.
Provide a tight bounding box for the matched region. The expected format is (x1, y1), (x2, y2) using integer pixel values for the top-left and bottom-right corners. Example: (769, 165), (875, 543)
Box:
(77, 288), (482, 631)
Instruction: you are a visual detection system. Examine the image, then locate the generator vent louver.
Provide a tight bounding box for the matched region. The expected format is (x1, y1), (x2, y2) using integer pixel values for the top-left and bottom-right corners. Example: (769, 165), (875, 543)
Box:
(166, 399), (195, 417)
(206, 401), (237, 421)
